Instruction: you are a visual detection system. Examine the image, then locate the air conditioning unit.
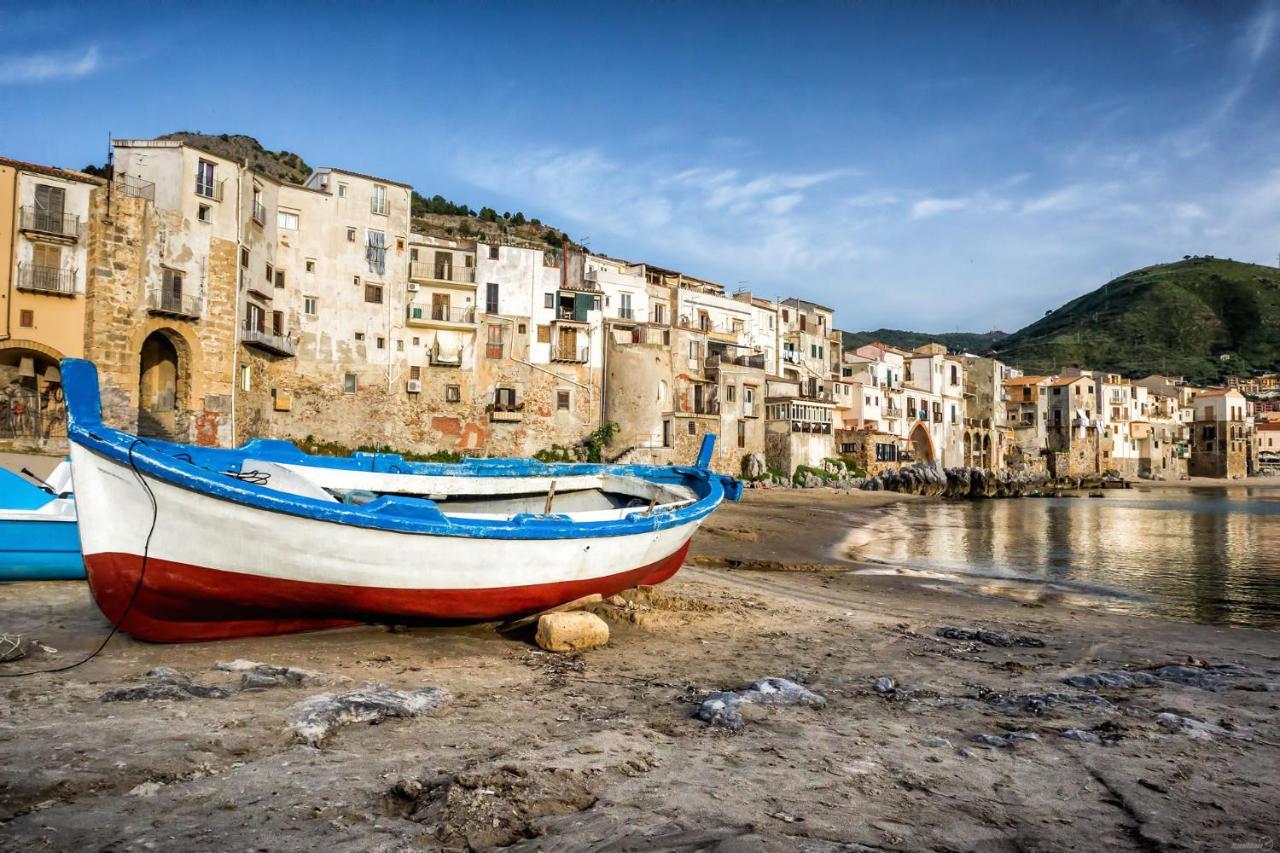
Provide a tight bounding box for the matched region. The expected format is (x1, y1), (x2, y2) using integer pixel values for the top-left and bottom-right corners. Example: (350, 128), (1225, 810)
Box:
(406, 380), (422, 393)
(406, 282), (419, 292)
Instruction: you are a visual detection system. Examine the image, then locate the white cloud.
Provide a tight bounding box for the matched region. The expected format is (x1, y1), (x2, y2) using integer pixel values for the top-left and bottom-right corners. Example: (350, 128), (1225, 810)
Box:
(0, 45), (101, 84)
(910, 197), (969, 219)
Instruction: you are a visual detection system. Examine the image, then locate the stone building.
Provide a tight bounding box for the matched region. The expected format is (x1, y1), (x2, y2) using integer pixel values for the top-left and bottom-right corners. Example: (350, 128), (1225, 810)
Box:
(1190, 388), (1249, 478)
(1044, 374), (1099, 477)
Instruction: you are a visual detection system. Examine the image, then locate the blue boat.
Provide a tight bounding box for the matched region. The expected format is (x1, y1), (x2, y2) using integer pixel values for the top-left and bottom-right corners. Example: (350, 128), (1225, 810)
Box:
(0, 460), (83, 581)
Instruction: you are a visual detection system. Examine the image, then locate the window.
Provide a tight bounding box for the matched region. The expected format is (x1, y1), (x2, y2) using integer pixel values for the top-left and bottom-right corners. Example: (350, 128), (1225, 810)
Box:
(343, 373), (357, 394)
(338, 183), (348, 198)
(245, 302), (265, 333)
(489, 245), (500, 260)
(19, 309), (33, 328)
(412, 336), (420, 346)
(354, 332), (365, 341)
(240, 364), (251, 392)
(486, 282), (500, 314)
(265, 262), (273, 283)
(304, 296), (318, 316)
(162, 267), (183, 303)
(365, 284), (383, 304)
(240, 247), (249, 268)
(687, 421), (697, 435)
(486, 324), (504, 358)
(275, 269), (285, 289)
(517, 323), (527, 335)
(557, 390), (571, 411)
(659, 380), (668, 402)
(277, 209), (299, 230)
(33, 242), (60, 270)
(347, 227), (356, 242)
(620, 293), (633, 319)
(537, 325), (551, 343)
(409, 366), (421, 381)
(353, 275), (361, 287)
(196, 159), (216, 198)
(495, 387), (517, 408)
(737, 420), (746, 448)
(653, 303), (666, 325)
(197, 204), (211, 223)
(726, 385), (736, 402)
(366, 230), (386, 274)
(371, 184), (388, 215)
(376, 336), (385, 349)
(396, 340), (403, 351)
(544, 293), (555, 309)
(305, 259), (315, 273)
(445, 384), (460, 403)
(251, 186), (264, 225)
(662, 420), (672, 448)
(272, 310), (284, 336)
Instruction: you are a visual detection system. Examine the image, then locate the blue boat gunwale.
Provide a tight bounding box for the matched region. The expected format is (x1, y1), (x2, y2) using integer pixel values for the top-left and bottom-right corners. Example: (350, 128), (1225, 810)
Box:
(61, 358), (742, 540)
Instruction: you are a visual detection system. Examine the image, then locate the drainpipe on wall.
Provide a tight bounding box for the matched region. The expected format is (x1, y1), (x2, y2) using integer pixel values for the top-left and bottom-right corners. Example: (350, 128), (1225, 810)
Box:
(229, 159), (244, 447)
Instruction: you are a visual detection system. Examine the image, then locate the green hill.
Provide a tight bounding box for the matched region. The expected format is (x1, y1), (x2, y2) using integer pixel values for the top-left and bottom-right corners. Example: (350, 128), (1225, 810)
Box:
(840, 328), (1007, 354)
(990, 258), (1280, 384)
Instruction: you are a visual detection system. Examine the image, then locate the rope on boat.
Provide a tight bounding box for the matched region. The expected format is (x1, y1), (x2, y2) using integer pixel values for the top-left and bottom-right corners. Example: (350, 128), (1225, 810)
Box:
(0, 438), (159, 678)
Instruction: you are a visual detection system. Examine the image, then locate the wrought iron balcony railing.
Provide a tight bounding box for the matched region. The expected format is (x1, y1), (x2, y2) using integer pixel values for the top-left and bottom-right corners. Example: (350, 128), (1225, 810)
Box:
(16, 263), (76, 295)
(19, 206), (80, 239)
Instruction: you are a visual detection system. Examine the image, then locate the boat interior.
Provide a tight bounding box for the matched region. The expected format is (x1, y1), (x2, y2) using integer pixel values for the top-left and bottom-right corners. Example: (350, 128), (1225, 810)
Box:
(236, 459), (699, 522)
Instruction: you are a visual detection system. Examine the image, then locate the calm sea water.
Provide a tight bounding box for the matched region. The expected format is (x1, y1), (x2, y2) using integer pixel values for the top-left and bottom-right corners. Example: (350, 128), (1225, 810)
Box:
(849, 487), (1280, 629)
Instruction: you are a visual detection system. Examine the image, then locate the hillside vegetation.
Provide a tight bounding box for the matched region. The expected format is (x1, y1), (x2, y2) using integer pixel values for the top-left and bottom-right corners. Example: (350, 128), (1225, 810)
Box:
(989, 258), (1280, 383)
(157, 131), (579, 249)
(840, 329), (1007, 354)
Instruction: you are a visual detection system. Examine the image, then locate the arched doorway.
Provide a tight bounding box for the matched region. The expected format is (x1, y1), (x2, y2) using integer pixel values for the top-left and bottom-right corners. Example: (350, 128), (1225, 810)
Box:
(963, 432), (973, 466)
(0, 343), (66, 442)
(982, 434), (991, 469)
(139, 331), (180, 438)
(909, 422), (935, 463)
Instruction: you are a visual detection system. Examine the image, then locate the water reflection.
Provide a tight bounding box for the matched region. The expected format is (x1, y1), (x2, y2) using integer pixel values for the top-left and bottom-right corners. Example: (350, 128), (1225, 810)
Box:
(852, 487), (1280, 628)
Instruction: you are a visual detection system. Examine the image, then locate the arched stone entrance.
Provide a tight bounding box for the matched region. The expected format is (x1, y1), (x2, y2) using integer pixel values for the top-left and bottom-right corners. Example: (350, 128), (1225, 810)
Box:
(0, 341), (67, 443)
(981, 434), (991, 468)
(138, 330), (186, 439)
(963, 432), (973, 466)
(909, 422), (935, 464)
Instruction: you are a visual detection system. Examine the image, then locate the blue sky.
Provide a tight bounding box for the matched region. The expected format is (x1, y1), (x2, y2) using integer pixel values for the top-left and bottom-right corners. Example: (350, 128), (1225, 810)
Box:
(2, 1), (1277, 333)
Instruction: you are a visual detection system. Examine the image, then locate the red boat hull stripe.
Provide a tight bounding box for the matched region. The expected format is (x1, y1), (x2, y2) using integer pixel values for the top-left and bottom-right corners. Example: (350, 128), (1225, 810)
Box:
(83, 543), (690, 643)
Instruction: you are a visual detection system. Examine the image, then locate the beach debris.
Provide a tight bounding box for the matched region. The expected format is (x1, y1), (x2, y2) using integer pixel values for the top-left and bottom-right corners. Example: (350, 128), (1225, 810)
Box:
(1062, 670), (1160, 690)
(1064, 662), (1268, 692)
(978, 688), (1111, 716)
(936, 626), (1045, 648)
(128, 781), (165, 798)
(214, 659), (331, 690)
(695, 677), (827, 731)
(1060, 729), (1103, 744)
(1154, 712), (1240, 741)
(873, 676), (897, 695)
(100, 668), (231, 702)
(969, 731), (1038, 749)
(921, 737), (953, 748)
(0, 633), (56, 663)
(535, 611), (610, 653)
(384, 764), (596, 849)
(287, 684), (450, 746)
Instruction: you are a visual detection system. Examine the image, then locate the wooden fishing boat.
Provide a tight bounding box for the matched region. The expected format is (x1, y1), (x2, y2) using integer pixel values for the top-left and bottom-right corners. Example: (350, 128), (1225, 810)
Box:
(61, 358), (741, 642)
(0, 460), (83, 581)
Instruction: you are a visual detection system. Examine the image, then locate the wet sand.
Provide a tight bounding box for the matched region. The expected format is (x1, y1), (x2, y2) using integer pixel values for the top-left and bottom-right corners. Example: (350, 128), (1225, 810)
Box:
(1, 487), (1278, 851)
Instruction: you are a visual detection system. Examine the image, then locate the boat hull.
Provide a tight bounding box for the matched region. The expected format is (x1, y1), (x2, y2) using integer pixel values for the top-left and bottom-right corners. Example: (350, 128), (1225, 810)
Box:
(0, 519), (84, 581)
(72, 443), (702, 642)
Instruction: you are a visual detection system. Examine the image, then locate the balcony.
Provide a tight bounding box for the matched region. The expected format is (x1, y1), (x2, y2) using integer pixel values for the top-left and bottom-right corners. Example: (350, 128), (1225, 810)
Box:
(885, 406), (904, 418)
(489, 403), (524, 423)
(551, 344), (589, 363)
(251, 200), (267, 226)
(113, 172), (155, 202)
(19, 206), (80, 240)
(16, 263), (77, 296)
(242, 326), (296, 357)
(406, 304), (475, 327)
(148, 290), (203, 319)
(706, 352), (766, 371)
(195, 177), (224, 201)
(409, 262), (476, 285)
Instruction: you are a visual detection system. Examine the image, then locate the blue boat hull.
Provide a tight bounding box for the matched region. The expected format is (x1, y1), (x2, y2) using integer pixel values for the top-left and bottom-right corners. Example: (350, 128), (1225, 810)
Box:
(0, 519), (85, 581)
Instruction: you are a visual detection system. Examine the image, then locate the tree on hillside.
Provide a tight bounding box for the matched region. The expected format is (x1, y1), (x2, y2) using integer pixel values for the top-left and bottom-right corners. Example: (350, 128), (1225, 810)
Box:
(512, 211), (527, 226)
(479, 207), (499, 222)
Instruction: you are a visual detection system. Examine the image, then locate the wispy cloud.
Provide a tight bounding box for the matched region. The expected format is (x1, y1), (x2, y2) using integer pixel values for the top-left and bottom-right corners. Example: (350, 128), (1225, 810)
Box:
(0, 44), (101, 84)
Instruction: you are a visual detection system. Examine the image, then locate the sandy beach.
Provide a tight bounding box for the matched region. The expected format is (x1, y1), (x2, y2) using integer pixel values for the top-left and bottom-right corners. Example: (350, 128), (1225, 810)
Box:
(1, 486), (1278, 851)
